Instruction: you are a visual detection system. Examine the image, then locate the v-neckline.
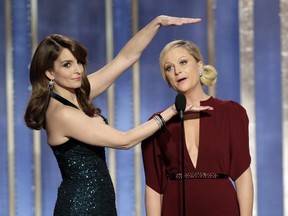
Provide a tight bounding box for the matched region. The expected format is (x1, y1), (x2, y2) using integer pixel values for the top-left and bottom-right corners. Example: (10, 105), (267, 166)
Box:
(181, 97), (212, 170)
(183, 116), (201, 170)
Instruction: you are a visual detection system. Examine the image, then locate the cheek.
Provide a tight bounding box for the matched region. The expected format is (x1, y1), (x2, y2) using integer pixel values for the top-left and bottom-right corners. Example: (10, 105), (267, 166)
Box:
(80, 65), (85, 73)
(165, 74), (173, 85)
(165, 72), (173, 81)
(165, 75), (178, 89)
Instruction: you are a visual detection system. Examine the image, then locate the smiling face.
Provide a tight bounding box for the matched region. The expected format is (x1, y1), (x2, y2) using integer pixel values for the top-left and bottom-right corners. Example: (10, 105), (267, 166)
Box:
(45, 48), (84, 94)
(161, 46), (203, 94)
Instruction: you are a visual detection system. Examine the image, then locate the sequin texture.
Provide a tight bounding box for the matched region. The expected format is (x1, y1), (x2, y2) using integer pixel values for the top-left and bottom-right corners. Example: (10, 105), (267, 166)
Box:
(51, 140), (117, 216)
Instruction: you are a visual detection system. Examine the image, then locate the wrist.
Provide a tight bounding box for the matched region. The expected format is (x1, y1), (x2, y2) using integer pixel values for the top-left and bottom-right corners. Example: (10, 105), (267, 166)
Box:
(159, 105), (177, 123)
(153, 114), (166, 129)
(155, 15), (164, 27)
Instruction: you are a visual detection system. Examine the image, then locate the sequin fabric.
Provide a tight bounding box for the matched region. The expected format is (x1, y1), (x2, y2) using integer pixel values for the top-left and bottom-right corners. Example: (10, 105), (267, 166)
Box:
(51, 139), (117, 216)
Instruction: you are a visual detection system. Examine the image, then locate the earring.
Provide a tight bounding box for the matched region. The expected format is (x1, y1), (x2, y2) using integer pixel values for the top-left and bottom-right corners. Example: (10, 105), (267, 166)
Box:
(48, 79), (54, 90)
(199, 70), (204, 77)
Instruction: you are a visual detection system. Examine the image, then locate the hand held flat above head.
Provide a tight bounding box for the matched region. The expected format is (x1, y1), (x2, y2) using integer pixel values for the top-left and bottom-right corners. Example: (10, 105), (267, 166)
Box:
(158, 16), (201, 27)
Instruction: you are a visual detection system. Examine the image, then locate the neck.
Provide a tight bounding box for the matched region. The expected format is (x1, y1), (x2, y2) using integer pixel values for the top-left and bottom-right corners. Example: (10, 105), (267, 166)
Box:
(183, 90), (210, 106)
(52, 87), (77, 102)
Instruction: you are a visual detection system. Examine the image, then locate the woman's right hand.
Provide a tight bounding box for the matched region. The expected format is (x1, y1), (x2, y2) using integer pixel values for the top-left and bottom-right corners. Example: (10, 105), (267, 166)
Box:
(171, 103), (213, 114)
(157, 15), (201, 27)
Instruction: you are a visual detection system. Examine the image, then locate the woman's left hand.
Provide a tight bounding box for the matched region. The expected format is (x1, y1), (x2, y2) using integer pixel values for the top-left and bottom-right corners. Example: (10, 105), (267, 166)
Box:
(186, 104), (213, 112)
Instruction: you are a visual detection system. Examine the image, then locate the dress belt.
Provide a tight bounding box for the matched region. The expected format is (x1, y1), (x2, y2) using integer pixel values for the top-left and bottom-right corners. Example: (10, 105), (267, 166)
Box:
(167, 172), (229, 180)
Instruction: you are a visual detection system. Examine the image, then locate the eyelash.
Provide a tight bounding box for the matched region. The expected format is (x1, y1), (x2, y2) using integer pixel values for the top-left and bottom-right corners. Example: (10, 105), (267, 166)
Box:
(165, 66), (172, 72)
(180, 60), (187, 65)
(63, 61), (83, 68)
(64, 63), (71, 68)
(164, 60), (187, 72)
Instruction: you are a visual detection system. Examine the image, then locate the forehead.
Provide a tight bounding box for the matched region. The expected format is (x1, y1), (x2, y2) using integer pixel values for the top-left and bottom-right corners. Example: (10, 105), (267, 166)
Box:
(55, 48), (75, 62)
(163, 47), (190, 63)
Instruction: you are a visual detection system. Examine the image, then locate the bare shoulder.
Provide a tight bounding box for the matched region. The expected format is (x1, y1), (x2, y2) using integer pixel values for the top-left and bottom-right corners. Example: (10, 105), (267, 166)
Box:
(45, 100), (108, 146)
(45, 101), (83, 145)
(46, 100), (77, 123)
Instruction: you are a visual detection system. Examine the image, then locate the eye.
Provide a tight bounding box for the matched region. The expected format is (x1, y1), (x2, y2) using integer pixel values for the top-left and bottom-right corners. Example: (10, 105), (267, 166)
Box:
(63, 62), (71, 68)
(164, 65), (173, 72)
(180, 60), (187, 65)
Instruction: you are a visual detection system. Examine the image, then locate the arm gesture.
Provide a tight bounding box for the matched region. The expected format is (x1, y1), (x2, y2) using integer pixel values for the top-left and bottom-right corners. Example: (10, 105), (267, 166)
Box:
(88, 15), (201, 98)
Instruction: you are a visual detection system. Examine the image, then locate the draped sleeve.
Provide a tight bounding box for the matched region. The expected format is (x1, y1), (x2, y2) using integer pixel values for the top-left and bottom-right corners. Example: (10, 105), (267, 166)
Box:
(227, 101), (251, 181)
(141, 115), (167, 194)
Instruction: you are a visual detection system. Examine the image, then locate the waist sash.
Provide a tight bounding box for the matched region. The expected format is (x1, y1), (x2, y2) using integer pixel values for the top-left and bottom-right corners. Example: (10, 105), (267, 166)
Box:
(167, 172), (229, 180)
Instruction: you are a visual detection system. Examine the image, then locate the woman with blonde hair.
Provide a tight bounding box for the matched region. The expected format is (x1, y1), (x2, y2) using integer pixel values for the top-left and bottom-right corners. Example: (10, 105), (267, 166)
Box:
(142, 40), (253, 216)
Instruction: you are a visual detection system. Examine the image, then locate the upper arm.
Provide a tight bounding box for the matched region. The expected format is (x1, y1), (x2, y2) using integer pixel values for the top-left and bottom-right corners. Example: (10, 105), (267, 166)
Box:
(142, 131), (167, 194)
(228, 101), (251, 180)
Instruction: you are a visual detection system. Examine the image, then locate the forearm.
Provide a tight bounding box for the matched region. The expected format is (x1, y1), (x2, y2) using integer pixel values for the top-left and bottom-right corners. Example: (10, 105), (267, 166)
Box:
(235, 167), (254, 216)
(145, 185), (162, 216)
(88, 16), (163, 98)
(121, 105), (176, 149)
(118, 16), (163, 65)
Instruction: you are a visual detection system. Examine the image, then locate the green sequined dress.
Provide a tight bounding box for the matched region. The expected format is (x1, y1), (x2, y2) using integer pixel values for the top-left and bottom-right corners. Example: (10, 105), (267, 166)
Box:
(49, 92), (117, 216)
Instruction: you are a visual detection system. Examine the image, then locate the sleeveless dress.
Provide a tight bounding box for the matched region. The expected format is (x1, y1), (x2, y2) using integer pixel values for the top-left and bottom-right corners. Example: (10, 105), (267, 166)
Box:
(142, 97), (251, 216)
(50, 92), (117, 216)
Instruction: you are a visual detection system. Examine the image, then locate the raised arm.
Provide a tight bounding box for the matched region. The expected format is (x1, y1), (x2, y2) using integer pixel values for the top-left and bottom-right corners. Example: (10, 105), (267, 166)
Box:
(88, 15), (201, 98)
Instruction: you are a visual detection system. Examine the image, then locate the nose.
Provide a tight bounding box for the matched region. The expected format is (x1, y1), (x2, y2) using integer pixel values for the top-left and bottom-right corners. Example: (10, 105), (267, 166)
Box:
(173, 65), (181, 75)
(74, 63), (83, 74)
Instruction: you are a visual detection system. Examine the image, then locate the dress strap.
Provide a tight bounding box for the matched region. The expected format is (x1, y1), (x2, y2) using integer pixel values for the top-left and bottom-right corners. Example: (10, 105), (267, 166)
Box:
(50, 91), (79, 109)
(50, 91), (109, 124)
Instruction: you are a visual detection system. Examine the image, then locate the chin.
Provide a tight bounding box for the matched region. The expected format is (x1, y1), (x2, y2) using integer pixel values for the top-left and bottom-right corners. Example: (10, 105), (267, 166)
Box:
(175, 86), (189, 93)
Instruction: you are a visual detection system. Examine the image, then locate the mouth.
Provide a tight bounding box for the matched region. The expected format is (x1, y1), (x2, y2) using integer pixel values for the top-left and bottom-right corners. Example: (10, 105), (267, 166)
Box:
(177, 78), (187, 83)
(73, 77), (81, 81)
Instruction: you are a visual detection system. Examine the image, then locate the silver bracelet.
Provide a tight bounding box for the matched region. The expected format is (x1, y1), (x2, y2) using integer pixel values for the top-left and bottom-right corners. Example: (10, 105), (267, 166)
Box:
(153, 114), (166, 129)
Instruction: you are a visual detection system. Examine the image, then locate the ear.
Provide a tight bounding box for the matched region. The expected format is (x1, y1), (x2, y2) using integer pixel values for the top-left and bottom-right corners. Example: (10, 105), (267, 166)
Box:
(45, 70), (54, 80)
(197, 61), (204, 69)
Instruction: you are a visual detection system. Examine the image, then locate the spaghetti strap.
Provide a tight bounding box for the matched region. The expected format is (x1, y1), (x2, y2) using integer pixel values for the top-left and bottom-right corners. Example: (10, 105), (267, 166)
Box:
(50, 91), (79, 109)
(49, 91), (108, 124)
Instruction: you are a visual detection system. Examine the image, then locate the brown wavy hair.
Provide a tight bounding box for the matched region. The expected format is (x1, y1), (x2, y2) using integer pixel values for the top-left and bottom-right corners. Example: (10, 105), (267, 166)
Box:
(24, 34), (100, 130)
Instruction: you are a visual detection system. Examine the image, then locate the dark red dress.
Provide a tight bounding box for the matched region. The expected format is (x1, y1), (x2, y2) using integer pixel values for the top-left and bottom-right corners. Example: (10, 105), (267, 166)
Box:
(141, 97), (251, 216)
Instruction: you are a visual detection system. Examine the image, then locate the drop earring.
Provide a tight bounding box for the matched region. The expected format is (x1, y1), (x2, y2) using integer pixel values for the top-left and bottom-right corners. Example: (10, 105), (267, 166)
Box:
(48, 79), (54, 90)
(199, 70), (204, 77)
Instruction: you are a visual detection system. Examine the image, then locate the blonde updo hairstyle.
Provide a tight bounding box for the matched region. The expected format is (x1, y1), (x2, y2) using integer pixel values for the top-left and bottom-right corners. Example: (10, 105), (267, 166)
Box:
(159, 40), (217, 86)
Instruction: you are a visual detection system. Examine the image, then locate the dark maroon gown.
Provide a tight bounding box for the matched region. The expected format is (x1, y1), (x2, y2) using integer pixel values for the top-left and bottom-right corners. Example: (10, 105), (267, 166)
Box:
(142, 97), (251, 216)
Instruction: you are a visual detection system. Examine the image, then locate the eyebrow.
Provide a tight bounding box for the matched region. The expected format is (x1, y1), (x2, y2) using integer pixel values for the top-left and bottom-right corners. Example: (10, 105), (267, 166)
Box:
(59, 59), (73, 64)
(164, 56), (187, 64)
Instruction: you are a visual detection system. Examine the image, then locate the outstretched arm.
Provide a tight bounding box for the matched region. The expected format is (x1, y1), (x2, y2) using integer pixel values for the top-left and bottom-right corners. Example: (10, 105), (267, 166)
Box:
(88, 15), (201, 99)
